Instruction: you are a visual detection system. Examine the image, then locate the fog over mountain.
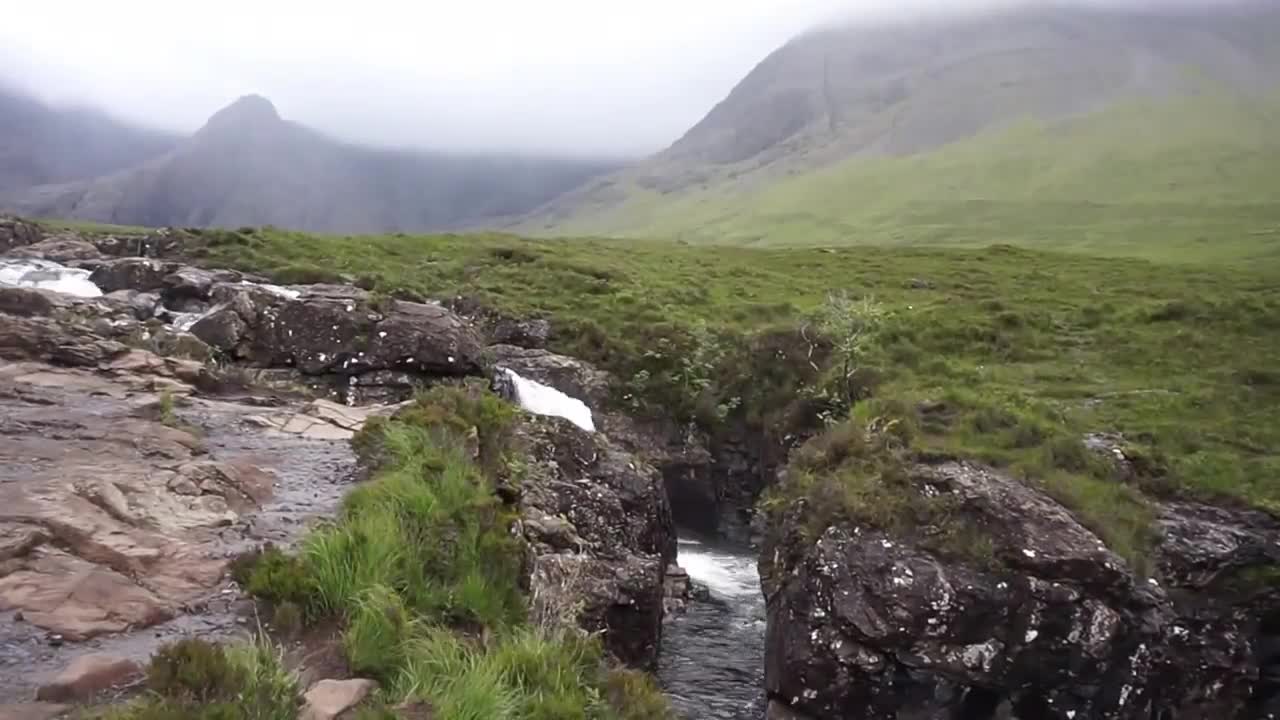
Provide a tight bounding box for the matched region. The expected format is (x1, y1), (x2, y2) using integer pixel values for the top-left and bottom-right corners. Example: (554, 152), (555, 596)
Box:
(0, 0), (1244, 157)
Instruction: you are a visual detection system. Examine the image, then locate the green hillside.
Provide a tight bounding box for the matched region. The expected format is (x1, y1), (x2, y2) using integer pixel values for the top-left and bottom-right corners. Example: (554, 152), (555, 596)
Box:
(178, 224), (1280, 561)
(533, 94), (1280, 263)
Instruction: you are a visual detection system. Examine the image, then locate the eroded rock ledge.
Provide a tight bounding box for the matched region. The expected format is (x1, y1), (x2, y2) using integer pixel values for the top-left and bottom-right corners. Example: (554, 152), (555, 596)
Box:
(761, 460), (1280, 720)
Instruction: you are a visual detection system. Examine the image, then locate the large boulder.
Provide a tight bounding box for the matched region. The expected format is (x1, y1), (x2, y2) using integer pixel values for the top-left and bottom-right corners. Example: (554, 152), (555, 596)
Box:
(237, 292), (484, 380)
(516, 415), (677, 667)
(89, 258), (176, 293)
(190, 307), (248, 352)
(0, 216), (42, 252)
(760, 460), (1280, 719)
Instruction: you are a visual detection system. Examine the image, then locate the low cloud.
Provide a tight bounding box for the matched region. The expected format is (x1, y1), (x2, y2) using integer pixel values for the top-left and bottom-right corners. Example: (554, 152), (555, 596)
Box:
(0, 0), (1235, 156)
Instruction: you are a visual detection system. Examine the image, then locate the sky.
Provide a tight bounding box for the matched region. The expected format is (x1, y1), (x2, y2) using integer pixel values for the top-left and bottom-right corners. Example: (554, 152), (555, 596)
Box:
(0, 0), (1218, 157)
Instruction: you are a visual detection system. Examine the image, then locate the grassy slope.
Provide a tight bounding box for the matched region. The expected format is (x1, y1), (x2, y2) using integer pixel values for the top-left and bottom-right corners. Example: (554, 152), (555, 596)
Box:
(537, 94), (1280, 264)
(193, 228), (1280, 537)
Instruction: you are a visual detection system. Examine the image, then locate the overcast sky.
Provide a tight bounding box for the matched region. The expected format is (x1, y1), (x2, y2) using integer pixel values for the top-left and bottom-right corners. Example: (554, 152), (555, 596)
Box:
(0, 0), (1220, 157)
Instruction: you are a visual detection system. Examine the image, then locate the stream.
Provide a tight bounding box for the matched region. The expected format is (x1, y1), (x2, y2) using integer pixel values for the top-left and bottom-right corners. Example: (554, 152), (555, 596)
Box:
(659, 535), (767, 719)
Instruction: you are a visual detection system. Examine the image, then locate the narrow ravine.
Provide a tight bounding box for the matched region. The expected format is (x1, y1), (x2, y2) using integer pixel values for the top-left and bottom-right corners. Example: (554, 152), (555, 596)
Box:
(659, 535), (767, 719)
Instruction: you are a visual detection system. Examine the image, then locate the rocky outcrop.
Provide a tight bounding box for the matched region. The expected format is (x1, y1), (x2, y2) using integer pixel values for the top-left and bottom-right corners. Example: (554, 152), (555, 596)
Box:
(0, 216), (41, 253)
(760, 460), (1280, 719)
(515, 414), (677, 668)
(3, 247), (489, 403)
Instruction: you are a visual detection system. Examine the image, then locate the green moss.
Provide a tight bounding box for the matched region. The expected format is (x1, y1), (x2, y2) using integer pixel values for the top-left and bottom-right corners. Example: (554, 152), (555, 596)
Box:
(604, 668), (677, 720)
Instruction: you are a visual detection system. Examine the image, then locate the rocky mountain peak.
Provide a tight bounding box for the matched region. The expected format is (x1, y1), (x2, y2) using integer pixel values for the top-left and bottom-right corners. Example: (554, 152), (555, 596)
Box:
(197, 94), (282, 138)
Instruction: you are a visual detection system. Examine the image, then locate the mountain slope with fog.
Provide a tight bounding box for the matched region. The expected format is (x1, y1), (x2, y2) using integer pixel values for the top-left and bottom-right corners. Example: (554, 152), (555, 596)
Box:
(0, 94), (621, 233)
(523, 2), (1280, 260)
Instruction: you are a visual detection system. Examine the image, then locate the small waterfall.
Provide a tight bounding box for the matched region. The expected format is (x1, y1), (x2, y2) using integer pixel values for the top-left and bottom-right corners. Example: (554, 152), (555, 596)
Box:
(501, 368), (596, 432)
(660, 536), (767, 719)
(0, 259), (103, 298)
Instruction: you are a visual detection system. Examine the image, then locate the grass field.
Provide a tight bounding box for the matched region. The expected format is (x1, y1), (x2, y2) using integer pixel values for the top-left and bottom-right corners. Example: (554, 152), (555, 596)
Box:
(186, 224), (1280, 567)
(533, 94), (1280, 264)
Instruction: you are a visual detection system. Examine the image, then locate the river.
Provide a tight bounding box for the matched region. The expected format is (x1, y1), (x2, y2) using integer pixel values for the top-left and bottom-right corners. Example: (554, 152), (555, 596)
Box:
(659, 536), (768, 719)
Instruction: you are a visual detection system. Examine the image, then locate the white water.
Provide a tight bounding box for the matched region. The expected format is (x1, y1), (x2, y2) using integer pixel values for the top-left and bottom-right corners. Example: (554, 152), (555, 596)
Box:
(678, 539), (762, 599)
(502, 368), (596, 432)
(0, 259), (103, 298)
(243, 281), (301, 300)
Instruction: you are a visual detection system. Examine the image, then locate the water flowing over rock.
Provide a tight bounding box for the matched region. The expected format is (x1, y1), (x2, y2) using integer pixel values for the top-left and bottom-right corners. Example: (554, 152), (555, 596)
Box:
(500, 368), (596, 432)
(760, 460), (1280, 719)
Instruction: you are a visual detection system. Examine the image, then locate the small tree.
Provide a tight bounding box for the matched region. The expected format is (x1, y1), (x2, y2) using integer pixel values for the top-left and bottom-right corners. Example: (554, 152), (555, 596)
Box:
(813, 292), (889, 407)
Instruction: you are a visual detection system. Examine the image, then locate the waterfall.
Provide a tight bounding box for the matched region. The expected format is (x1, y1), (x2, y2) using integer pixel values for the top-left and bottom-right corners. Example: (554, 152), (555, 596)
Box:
(501, 368), (596, 432)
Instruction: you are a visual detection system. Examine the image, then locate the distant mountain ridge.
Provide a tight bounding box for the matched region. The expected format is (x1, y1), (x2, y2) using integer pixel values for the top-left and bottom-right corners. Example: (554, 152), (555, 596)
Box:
(0, 84), (180, 193)
(0, 91), (621, 233)
(523, 1), (1280, 256)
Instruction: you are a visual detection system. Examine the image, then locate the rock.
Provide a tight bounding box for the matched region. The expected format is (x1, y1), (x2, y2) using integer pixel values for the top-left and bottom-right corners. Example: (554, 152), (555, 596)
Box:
(516, 415), (676, 667)
(35, 654), (141, 701)
(0, 366), (281, 640)
(0, 216), (42, 252)
(88, 258), (175, 293)
(0, 287), (66, 317)
(663, 563), (692, 614)
(162, 267), (229, 301)
(190, 308), (248, 352)
(248, 294), (484, 378)
(487, 344), (612, 406)
(299, 678), (378, 720)
(490, 316), (552, 349)
(760, 460), (1280, 719)
(0, 703), (71, 720)
(7, 237), (103, 262)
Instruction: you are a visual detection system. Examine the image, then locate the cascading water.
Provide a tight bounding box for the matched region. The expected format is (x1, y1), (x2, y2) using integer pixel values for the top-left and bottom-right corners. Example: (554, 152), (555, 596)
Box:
(0, 258), (103, 297)
(660, 535), (767, 719)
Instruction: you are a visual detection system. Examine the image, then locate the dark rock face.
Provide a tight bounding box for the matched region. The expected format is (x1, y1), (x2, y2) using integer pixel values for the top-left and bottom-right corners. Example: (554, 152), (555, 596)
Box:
(516, 415), (677, 668)
(761, 461), (1280, 720)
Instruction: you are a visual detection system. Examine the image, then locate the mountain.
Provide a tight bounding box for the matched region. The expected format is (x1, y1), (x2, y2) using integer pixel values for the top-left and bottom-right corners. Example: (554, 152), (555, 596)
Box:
(0, 84), (179, 192)
(523, 2), (1280, 259)
(0, 95), (621, 234)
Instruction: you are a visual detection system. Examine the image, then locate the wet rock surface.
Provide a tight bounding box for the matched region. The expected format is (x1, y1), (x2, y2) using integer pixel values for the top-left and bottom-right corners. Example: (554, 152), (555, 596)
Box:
(760, 460), (1280, 720)
(0, 358), (361, 701)
(515, 415), (676, 668)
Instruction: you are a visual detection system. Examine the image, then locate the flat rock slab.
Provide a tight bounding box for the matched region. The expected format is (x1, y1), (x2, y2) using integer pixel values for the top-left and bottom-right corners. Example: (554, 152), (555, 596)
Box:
(0, 359), (358, 702)
(36, 654), (140, 701)
(300, 678), (378, 720)
(0, 703), (70, 720)
(246, 398), (405, 440)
